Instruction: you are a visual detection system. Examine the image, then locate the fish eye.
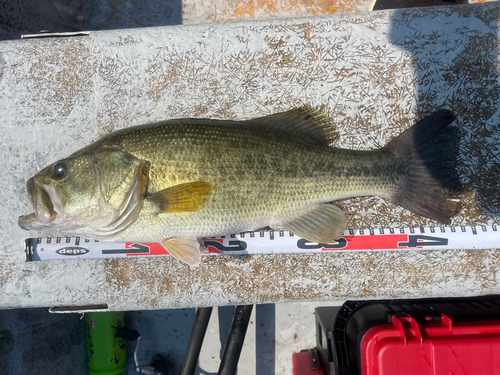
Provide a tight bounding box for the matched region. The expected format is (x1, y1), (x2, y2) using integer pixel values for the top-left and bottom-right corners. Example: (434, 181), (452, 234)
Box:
(53, 161), (69, 179)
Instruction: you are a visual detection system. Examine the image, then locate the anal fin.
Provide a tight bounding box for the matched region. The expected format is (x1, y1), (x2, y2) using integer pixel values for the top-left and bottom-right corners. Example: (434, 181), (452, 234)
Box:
(283, 204), (347, 243)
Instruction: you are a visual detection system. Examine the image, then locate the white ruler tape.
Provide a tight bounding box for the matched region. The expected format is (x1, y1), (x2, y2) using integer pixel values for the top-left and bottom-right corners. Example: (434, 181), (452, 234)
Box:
(25, 225), (499, 261)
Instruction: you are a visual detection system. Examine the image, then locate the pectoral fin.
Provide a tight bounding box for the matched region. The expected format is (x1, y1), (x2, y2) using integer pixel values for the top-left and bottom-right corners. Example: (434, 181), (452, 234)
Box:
(161, 237), (202, 266)
(283, 204), (347, 243)
(147, 181), (214, 214)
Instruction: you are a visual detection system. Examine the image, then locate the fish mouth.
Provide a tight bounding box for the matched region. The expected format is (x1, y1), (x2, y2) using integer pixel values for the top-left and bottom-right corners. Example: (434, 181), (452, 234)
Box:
(18, 177), (58, 230)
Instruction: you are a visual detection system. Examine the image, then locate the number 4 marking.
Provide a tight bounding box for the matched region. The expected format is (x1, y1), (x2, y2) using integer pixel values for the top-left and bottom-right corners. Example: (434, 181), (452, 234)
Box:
(398, 235), (448, 248)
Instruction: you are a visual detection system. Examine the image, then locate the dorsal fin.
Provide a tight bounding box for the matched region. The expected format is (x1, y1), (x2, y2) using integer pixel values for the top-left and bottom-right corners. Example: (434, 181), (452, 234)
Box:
(249, 106), (339, 146)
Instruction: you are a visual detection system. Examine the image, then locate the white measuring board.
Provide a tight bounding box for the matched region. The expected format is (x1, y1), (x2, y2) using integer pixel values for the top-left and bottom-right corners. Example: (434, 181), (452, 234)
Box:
(25, 225), (500, 261)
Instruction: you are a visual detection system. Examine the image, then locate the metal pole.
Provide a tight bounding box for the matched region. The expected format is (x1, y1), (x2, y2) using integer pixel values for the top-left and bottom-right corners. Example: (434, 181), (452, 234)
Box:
(180, 307), (213, 375)
(218, 305), (254, 375)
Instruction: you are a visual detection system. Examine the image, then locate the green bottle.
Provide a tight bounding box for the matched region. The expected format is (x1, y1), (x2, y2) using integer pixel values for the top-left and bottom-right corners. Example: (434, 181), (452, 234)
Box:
(85, 312), (127, 375)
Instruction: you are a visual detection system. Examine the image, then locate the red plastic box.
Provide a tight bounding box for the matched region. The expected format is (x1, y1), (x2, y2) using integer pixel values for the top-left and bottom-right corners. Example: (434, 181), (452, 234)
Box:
(362, 314), (500, 375)
(315, 297), (500, 375)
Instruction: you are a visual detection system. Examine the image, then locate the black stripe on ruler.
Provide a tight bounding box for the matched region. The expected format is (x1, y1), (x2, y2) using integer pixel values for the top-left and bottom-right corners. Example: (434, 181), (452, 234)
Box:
(25, 239), (33, 261)
(102, 249), (149, 254)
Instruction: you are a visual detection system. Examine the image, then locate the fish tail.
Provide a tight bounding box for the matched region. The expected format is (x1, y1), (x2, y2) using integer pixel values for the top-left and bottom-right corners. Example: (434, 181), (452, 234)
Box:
(385, 110), (462, 223)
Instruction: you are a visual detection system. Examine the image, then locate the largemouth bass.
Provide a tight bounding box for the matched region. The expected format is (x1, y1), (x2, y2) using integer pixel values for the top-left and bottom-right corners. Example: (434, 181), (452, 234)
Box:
(19, 107), (462, 265)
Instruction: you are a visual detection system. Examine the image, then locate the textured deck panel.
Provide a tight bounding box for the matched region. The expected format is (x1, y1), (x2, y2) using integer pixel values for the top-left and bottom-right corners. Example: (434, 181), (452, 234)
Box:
(1, 2), (500, 309)
(105, 249), (500, 310)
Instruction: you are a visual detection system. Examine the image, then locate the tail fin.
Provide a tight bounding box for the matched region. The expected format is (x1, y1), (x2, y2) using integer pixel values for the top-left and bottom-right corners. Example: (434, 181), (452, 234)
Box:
(385, 110), (462, 223)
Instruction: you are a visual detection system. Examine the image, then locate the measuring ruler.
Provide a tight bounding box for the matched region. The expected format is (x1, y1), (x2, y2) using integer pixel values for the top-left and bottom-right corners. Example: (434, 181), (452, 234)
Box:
(25, 225), (499, 261)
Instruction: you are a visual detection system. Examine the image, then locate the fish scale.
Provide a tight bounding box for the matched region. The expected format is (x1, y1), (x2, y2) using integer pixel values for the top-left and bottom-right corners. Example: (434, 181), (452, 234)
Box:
(103, 121), (396, 242)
